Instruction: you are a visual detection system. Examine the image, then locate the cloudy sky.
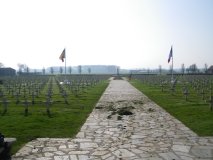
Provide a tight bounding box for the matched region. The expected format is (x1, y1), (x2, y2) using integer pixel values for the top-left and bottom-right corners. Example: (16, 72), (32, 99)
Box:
(0, 0), (213, 70)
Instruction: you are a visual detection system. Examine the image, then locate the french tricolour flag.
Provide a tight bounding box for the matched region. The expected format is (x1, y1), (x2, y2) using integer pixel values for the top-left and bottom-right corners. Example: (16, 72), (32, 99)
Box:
(59, 48), (66, 62)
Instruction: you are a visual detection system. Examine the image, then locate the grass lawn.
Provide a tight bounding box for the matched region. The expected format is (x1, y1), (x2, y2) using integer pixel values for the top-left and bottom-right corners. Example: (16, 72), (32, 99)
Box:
(131, 79), (213, 136)
(0, 80), (109, 154)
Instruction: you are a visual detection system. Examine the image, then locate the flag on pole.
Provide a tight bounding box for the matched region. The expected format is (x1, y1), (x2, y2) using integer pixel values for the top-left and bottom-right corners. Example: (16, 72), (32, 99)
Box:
(59, 48), (66, 62)
(168, 46), (173, 63)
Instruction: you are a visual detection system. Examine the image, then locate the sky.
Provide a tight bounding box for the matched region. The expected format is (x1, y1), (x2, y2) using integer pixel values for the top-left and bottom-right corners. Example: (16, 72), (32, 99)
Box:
(0, 0), (213, 70)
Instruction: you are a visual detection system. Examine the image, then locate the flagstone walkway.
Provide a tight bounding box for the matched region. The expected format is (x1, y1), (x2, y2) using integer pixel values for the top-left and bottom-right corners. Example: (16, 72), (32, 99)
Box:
(12, 79), (213, 160)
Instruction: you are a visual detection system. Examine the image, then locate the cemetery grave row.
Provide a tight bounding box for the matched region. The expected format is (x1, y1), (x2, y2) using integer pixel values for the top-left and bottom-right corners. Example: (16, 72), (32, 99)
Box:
(132, 74), (213, 111)
(0, 75), (110, 116)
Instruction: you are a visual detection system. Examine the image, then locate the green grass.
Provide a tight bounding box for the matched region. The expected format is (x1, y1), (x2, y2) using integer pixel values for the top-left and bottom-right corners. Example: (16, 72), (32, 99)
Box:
(131, 79), (213, 136)
(0, 79), (109, 154)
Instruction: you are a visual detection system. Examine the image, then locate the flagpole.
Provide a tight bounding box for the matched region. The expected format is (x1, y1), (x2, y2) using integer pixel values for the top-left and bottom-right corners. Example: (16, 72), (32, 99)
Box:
(65, 48), (67, 79)
(171, 46), (174, 82)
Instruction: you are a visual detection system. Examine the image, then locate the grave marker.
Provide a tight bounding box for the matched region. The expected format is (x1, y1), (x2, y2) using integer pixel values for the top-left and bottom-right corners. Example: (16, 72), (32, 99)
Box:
(1, 98), (9, 114)
(200, 89), (206, 100)
(183, 87), (189, 101)
(22, 99), (31, 116)
(208, 96), (213, 111)
(44, 98), (53, 115)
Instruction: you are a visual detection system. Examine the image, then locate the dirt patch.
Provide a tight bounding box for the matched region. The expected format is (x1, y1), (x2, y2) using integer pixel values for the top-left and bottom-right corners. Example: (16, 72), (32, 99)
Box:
(96, 100), (137, 120)
(113, 76), (123, 80)
(117, 107), (133, 115)
(107, 104), (134, 120)
(132, 100), (143, 105)
(148, 107), (155, 112)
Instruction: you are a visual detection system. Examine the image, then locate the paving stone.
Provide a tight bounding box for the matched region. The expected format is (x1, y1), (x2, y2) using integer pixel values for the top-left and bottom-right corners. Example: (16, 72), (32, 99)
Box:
(73, 138), (92, 143)
(92, 150), (109, 156)
(69, 155), (78, 160)
(78, 155), (92, 160)
(36, 158), (53, 160)
(172, 145), (191, 153)
(68, 151), (90, 155)
(42, 147), (57, 152)
(54, 151), (66, 156)
(44, 152), (54, 157)
(54, 155), (69, 160)
(80, 142), (98, 149)
(68, 144), (78, 149)
(37, 138), (50, 141)
(112, 148), (135, 157)
(76, 132), (85, 138)
(14, 147), (32, 156)
(142, 157), (163, 160)
(159, 152), (180, 160)
(32, 148), (39, 153)
(131, 134), (146, 139)
(101, 153), (112, 159)
(179, 156), (194, 160)
(174, 151), (195, 158)
(191, 146), (213, 158)
(59, 145), (67, 149)
(105, 156), (115, 160)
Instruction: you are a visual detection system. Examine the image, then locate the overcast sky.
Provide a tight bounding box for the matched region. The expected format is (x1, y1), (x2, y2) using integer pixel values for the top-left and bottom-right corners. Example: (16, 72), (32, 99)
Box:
(0, 0), (213, 70)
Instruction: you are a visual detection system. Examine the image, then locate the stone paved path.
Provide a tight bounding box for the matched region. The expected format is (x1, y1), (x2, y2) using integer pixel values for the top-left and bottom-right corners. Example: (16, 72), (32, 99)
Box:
(12, 80), (213, 160)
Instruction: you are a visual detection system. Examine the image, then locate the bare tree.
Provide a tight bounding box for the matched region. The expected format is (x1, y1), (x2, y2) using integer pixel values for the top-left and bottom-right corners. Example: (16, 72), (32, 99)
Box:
(68, 66), (72, 75)
(50, 67), (54, 74)
(147, 68), (150, 75)
(159, 65), (162, 75)
(88, 67), (91, 74)
(189, 64), (198, 73)
(23, 64), (29, 73)
(181, 63), (185, 74)
(186, 68), (190, 74)
(26, 67), (30, 74)
(42, 67), (46, 75)
(204, 63), (208, 73)
(0, 62), (4, 68)
(78, 65), (82, 74)
(59, 66), (63, 74)
(17, 63), (25, 75)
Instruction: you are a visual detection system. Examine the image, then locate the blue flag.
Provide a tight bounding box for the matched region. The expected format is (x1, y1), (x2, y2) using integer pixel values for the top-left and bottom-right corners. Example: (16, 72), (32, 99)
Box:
(168, 46), (173, 63)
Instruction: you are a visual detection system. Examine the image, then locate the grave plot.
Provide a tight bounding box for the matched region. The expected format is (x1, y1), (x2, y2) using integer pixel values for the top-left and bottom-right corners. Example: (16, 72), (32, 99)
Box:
(0, 75), (110, 115)
(0, 74), (110, 154)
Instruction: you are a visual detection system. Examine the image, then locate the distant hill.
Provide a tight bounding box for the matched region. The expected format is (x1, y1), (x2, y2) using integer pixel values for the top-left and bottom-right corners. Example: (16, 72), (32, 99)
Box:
(47, 65), (119, 74)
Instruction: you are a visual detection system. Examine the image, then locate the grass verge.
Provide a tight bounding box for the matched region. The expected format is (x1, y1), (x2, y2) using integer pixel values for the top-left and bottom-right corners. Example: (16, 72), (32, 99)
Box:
(131, 79), (213, 136)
